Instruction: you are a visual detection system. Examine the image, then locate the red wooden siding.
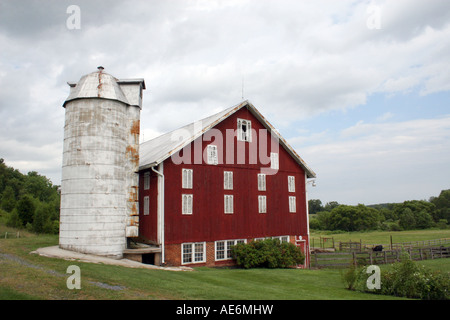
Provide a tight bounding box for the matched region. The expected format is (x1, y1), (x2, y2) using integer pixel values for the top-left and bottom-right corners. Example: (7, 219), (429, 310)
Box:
(145, 106), (309, 245)
(138, 169), (159, 243)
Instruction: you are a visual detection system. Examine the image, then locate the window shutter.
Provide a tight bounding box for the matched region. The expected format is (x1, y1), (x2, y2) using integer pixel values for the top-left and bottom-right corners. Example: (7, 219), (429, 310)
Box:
(188, 170), (193, 188)
(182, 195), (187, 214)
(182, 170), (187, 189)
(182, 169), (193, 189)
(258, 195), (266, 213)
(258, 174), (266, 191)
(288, 176), (295, 192)
(224, 171), (233, 190)
(144, 172), (150, 190)
(270, 153), (279, 170)
(182, 194), (193, 214)
(143, 196), (149, 215)
(188, 195), (193, 213)
(289, 196), (296, 213)
(224, 195), (234, 214)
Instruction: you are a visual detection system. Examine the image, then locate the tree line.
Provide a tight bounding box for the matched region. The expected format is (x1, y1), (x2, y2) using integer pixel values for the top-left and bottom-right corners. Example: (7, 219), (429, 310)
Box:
(1, 157), (449, 235)
(0, 159), (60, 234)
(309, 190), (450, 232)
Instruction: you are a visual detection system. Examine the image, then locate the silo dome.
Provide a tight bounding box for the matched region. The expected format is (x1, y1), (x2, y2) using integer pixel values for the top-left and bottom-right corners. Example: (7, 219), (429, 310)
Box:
(64, 66), (129, 106)
(59, 67), (145, 259)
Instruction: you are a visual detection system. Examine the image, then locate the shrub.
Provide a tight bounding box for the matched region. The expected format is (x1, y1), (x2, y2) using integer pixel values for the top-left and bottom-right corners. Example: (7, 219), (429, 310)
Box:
(344, 255), (450, 300)
(342, 265), (363, 290)
(380, 258), (450, 300)
(232, 238), (305, 269)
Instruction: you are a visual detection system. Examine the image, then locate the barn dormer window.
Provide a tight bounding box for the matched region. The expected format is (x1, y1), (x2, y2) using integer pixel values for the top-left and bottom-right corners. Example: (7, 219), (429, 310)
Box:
(206, 145), (218, 165)
(237, 119), (252, 142)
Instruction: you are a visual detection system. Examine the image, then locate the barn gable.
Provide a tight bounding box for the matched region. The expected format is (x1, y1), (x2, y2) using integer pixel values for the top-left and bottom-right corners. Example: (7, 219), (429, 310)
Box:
(139, 100), (316, 178)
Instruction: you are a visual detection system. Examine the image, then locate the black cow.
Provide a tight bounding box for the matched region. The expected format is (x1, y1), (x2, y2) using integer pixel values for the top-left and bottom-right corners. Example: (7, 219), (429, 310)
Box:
(372, 245), (383, 252)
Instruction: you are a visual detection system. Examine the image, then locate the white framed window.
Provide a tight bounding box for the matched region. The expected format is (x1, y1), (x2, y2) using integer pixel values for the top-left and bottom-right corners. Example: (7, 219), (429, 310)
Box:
(288, 176), (295, 193)
(254, 236), (290, 243)
(215, 241), (225, 260)
(207, 145), (218, 165)
(215, 239), (246, 260)
(289, 196), (296, 213)
(270, 152), (279, 170)
(182, 242), (206, 264)
(224, 195), (234, 214)
(257, 173), (266, 191)
(182, 194), (193, 215)
(237, 118), (252, 142)
(182, 168), (193, 189)
(273, 235), (290, 243)
(258, 195), (267, 213)
(143, 196), (150, 215)
(144, 172), (150, 190)
(224, 171), (233, 190)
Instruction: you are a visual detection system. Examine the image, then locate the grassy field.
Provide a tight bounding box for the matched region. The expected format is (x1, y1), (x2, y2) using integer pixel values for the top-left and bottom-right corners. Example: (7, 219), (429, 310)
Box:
(0, 228), (448, 301)
(311, 229), (450, 246)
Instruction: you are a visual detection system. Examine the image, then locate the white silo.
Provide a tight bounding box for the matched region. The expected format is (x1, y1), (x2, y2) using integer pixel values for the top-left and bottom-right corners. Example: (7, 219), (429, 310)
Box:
(59, 67), (145, 258)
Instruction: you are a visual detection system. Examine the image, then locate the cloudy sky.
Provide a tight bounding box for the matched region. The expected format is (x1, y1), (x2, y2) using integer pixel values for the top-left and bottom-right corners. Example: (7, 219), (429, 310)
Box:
(1, 0), (449, 205)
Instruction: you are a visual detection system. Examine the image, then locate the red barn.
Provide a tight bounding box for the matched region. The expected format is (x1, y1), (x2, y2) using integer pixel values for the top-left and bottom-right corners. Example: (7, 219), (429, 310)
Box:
(138, 101), (316, 267)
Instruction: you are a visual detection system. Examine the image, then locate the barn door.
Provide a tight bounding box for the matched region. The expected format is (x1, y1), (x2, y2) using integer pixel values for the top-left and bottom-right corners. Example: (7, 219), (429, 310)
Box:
(295, 235), (307, 269)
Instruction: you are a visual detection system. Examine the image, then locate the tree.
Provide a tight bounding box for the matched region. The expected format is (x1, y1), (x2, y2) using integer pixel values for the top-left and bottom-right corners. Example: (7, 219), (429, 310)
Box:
(33, 203), (50, 233)
(394, 200), (436, 230)
(0, 159), (60, 233)
(398, 208), (416, 230)
(415, 210), (434, 229)
(16, 195), (36, 227)
(25, 171), (55, 202)
(6, 209), (22, 228)
(308, 199), (323, 215)
(324, 201), (339, 211)
(327, 205), (382, 231)
(312, 210), (332, 230)
(1, 186), (16, 212)
(430, 190), (450, 223)
(33, 200), (59, 234)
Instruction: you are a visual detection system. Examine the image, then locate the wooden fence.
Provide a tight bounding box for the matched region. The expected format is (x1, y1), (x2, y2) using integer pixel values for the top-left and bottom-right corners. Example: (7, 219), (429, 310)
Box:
(311, 237), (450, 252)
(363, 238), (450, 251)
(0, 231), (21, 239)
(310, 237), (335, 250)
(311, 246), (450, 268)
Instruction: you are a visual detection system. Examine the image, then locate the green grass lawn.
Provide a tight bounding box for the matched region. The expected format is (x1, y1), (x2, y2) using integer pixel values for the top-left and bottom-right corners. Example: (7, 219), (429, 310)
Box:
(1, 228), (448, 300)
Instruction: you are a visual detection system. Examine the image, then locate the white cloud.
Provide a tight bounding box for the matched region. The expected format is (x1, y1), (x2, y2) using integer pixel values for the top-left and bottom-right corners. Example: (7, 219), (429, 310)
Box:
(300, 116), (450, 204)
(0, 0), (449, 201)
(377, 112), (394, 121)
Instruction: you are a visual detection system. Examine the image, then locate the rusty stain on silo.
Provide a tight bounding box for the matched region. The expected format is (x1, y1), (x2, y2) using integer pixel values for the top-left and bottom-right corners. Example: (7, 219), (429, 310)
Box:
(126, 145), (139, 166)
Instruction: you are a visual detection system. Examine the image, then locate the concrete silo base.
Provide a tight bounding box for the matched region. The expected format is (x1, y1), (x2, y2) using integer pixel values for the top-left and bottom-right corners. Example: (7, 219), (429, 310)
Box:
(31, 246), (191, 271)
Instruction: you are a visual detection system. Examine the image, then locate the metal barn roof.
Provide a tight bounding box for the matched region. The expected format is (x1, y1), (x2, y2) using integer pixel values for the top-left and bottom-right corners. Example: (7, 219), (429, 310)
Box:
(139, 100), (316, 178)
